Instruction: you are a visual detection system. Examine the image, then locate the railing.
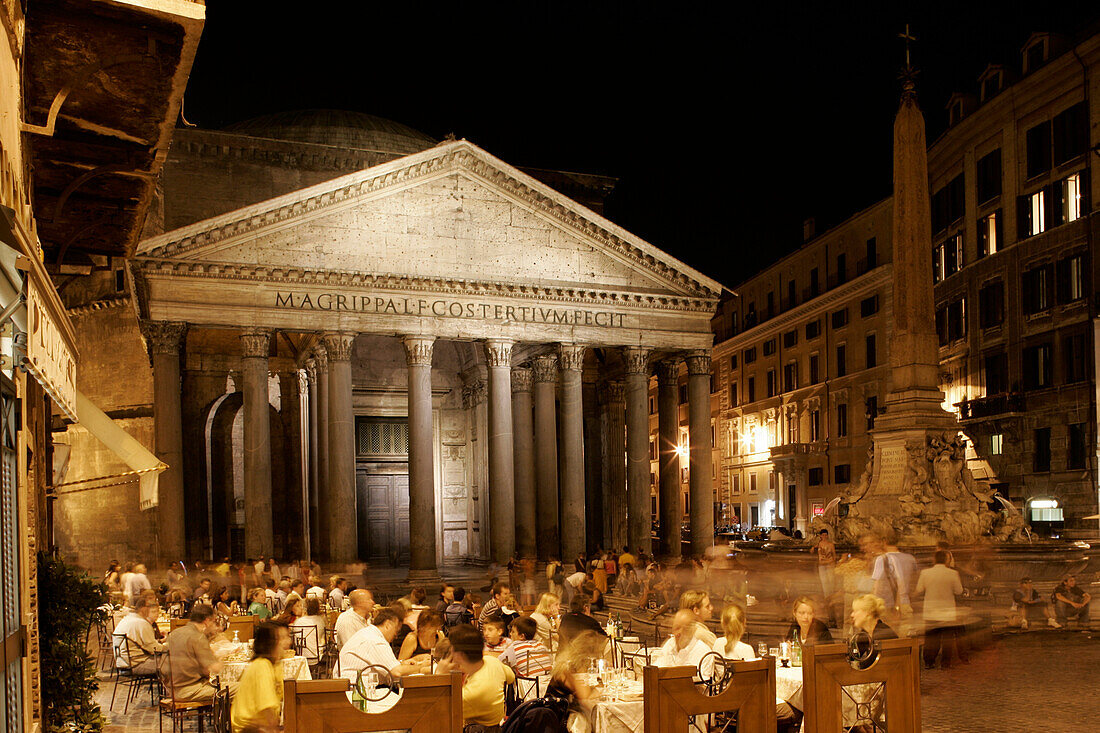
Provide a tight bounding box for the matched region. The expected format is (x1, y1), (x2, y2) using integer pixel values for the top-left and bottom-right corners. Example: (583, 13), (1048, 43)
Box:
(957, 392), (1025, 420)
(770, 442), (827, 460)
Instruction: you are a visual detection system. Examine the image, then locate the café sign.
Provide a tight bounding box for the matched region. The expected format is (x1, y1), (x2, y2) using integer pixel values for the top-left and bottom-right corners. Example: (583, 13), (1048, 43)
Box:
(25, 279), (77, 419)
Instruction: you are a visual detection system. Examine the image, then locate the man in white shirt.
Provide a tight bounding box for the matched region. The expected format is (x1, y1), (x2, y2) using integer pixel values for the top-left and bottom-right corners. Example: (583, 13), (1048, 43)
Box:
(113, 595), (165, 674)
(915, 550), (964, 669)
(562, 571), (586, 606)
(679, 590), (717, 646)
(655, 610), (713, 678)
(328, 577), (348, 609)
(338, 607), (431, 684)
(335, 589), (375, 649)
(267, 557), (281, 581)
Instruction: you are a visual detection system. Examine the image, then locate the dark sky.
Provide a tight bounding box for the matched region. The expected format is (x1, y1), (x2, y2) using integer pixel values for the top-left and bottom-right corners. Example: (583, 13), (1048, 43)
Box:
(185, 1), (1099, 287)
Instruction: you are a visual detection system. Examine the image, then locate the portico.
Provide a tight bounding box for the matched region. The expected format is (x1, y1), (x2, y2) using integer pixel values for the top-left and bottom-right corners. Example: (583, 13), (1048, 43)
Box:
(131, 140), (722, 575)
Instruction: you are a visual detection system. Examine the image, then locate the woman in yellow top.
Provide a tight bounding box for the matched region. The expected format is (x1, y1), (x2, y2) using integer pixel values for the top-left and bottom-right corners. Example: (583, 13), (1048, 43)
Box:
(230, 621), (290, 733)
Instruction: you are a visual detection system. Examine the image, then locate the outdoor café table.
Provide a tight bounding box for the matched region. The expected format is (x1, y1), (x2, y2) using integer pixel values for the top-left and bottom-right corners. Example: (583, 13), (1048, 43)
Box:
(588, 676), (644, 733)
(219, 655), (312, 693)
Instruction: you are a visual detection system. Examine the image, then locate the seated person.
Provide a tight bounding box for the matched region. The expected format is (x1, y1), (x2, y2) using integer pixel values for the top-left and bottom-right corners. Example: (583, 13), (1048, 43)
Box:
(289, 597), (327, 663)
(167, 604), (223, 702)
(113, 594), (166, 675)
(849, 594), (897, 663)
(399, 609), (444, 661)
(1053, 575), (1091, 627)
(653, 610), (713, 677)
(786, 596), (833, 644)
(338, 608), (431, 689)
(617, 563), (640, 596)
(443, 587), (474, 629)
(713, 604), (756, 660)
(481, 619), (511, 658)
(499, 616), (552, 676)
(436, 625), (515, 729)
(558, 594), (607, 651)
(1012, 577), (1061, 629)
(247, 588), (272, 619)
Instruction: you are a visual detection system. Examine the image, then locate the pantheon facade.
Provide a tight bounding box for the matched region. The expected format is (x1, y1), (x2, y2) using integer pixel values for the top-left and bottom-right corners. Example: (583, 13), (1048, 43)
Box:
(57, 113), (722, 578)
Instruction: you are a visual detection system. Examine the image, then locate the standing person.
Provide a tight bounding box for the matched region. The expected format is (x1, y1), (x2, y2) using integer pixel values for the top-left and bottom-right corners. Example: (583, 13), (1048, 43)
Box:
(267, 557), (281, 581)
(230, 621), (290, 733)
(915, 550), (964, 669)
(873, 534), (918, 631)
(520, 556), (537, 608)
(562, 569), (586, 607)
(619, 547), (636, 572)
(546, 556), (565, 598)
(334, 589), (375, 649)
(167, 604), (223, 702)
(252, 557), (266, 587)
(124, 563), (151, 606)
(604, 552), (618, 592)
(574, 553), (587, 574)
(812, 529), (838, 624)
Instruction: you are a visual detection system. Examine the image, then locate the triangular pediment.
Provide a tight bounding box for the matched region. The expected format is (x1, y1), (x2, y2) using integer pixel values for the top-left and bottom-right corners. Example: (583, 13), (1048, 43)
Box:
(136, 140), (721, 299)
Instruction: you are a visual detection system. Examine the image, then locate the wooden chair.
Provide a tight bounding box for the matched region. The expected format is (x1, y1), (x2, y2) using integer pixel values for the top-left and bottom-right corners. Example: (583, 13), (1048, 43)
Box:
(289, 624), (322, 668)
(802, 638), (922, 733)
(643, 659), (776, 733)
(210, 686), (230, 733)
(318, 627), (339, 679)
(156, 650), (212, 733)
(226, 615), (255, 641)
(283, 675), (462, 732)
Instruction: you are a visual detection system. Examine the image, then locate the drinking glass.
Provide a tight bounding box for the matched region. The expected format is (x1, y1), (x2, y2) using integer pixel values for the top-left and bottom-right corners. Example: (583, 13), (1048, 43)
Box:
(769, 647), (780, 661)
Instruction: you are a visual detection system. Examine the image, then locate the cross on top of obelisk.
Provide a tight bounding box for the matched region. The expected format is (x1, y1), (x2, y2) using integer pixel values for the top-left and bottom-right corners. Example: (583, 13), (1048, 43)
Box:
(898, 23), (919, 95)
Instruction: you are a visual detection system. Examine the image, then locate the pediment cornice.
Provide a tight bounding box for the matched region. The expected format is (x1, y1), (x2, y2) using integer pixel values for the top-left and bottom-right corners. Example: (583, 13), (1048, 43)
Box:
(132, 256), (717, 314)
(137, 141), (723, 299)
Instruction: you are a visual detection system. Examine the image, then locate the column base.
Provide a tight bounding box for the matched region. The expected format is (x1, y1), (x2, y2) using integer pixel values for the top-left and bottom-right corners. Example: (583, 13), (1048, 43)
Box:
(407, 568), (443, 586)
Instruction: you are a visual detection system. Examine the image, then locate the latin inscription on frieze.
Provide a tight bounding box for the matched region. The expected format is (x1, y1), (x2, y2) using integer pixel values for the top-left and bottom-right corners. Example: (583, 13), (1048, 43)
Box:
(274, 291), (625, 327)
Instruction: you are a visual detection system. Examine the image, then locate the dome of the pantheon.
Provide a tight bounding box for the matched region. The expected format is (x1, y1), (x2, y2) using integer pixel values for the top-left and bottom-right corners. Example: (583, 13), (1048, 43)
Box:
(223, 109), (437, 156)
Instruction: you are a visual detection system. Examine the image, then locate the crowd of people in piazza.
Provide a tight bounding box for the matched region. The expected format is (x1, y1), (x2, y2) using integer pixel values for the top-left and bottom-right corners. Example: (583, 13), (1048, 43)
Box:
(101, 532), (1093, 732)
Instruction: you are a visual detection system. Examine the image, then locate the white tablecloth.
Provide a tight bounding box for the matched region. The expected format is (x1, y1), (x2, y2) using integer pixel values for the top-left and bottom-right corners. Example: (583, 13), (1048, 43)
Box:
(220, 656), (312, 689)
(593, 699), (644, 733)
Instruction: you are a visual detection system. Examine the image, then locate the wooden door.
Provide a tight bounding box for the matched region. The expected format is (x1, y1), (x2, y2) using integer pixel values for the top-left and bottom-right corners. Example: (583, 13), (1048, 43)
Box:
(356, 471), (410, 565)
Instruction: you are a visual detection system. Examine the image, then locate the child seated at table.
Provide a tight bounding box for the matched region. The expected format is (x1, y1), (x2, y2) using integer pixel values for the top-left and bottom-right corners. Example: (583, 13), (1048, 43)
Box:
(499, 616), (552, 676)
(482, 619), (512, 658)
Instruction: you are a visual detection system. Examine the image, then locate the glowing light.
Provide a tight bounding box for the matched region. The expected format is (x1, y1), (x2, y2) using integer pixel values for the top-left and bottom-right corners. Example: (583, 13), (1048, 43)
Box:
(675, 444), (688, 460)
(1030, 499), (1058, 509)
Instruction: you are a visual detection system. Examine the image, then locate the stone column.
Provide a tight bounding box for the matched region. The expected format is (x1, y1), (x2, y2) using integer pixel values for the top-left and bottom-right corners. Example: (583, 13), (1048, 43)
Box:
(582, 375), (603, 553)
(623, 347), (651, 554)
(604, 381), (627, 550)
(511, 367), (537, 558)
(314, 344), (331, 559)
(147, 321), (187, 563)
(240, 330), (274, 559)
(656, 358), (682, 560)
(305, 359), (320, 559)
(532, 354), (559, 561)
(686, 351), (714, 556)
(558, 344), (587, 562)
(485, 339), (516, 563)
(405, 336), (439, 582)
(324, 333), (357, 564)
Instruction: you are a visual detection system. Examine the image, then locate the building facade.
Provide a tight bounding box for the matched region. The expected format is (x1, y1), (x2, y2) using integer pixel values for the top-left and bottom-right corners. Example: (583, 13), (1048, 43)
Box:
(706, 30), (1100, 537)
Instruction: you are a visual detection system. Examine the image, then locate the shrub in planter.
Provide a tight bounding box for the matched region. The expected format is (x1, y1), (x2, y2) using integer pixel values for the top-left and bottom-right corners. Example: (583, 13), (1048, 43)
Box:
(38, 551), (108, 732)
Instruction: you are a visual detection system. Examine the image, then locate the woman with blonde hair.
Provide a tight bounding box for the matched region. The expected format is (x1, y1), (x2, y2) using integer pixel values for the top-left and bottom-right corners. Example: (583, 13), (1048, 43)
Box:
(529, 592), (561, 654)
(850, 593), (897, 652)
(547, 629), (608, 718)
(786, 595), (833, 645)
(713, 604), (756, 660)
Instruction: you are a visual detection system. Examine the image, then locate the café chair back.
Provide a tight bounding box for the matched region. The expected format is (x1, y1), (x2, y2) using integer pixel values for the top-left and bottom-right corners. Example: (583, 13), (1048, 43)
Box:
(210, 686), (231, 733)
(169, 618), (188, 632)
(155, 650), (212, 733)
(801, 638), (921, 733)
(110, 633), (159, 713)
(283, 675), (462, 732)
(643, 659), (776, 733)
(505, 673), (542, 714)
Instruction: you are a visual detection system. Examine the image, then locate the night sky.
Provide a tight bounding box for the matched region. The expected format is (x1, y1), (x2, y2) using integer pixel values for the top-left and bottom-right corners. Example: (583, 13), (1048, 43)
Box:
(185, 1), (1099, 287)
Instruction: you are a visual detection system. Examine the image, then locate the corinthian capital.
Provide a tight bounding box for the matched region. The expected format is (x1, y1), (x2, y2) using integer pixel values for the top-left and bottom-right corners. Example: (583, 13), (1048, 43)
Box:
(622, 346), (651, 376)
(604, 380), (626, 404)
(558, 343), (586, 372)
(511, 368), (533, 393)
(484, 339), (514, 368)
(143, 321), (188, 355)
(531, 354), (558, 383)
(656, 358), (681, 385)
(323, 332), (356, 362)
(312, 343), (328, 370)
(403, 335), (435, 367)
(240, 330), (272, 358)
(304, 358), (317, 385)
(685, 350), (712, 376)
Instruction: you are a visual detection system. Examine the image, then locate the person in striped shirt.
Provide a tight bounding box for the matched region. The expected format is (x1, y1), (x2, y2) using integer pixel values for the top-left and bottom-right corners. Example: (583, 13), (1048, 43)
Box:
(499, 616), (552, 676)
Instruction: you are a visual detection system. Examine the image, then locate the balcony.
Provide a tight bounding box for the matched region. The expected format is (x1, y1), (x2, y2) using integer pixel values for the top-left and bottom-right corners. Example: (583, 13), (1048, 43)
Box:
(957, 392), (1026, 421)
(769, 441), (828, 461)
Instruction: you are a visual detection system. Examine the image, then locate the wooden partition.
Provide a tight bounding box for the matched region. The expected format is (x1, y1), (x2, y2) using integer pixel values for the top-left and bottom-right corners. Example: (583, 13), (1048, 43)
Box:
(802, 638), (921, 733)
(643, 660), (776, 733)
(227, 616), (256, 641)
(283, 675), (462, 733)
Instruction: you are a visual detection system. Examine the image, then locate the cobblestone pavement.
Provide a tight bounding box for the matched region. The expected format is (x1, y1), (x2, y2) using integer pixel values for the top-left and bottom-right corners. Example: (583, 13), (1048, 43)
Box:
(921, 629), (1100, 732)
(95, 628), (1100, 732)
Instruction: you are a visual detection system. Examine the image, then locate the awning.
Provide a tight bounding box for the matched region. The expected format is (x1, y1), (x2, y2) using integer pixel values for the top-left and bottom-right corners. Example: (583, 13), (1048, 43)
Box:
(49, 390), (166, 510)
